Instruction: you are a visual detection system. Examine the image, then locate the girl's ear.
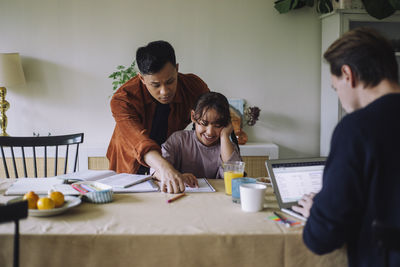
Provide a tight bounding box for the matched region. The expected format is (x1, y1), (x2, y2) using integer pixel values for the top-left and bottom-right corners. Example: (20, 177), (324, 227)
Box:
(190, 110), (196, 123)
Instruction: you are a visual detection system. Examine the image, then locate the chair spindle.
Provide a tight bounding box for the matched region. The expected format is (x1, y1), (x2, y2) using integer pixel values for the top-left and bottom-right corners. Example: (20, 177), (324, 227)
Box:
(10, 147), (18, 178)
(64, 144), (69, 174)
(21, 147), (27, 178)
(73, 143), (79, 172)
(44, 146), (47, 177)
(1, 146), (9, 178)
(54, 145), (58, 176)
(32, 147), (37, 178)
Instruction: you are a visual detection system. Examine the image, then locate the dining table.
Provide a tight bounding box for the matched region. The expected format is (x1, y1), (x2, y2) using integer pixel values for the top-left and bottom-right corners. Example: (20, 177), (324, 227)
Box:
(0, 178), (347, 267)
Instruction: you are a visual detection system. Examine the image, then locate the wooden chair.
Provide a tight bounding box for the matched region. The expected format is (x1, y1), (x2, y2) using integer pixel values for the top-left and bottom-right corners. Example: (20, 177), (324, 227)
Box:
(0, 200), (28, 267)
(372, 220), (400, 267)
(0, 133), (84, 178)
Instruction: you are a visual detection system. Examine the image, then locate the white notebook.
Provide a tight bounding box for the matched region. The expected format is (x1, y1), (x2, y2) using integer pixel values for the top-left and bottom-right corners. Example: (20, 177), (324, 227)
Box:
(185, 178), (215, 193)
(5, 178), (65, 195)
(57, 170), (152, 188)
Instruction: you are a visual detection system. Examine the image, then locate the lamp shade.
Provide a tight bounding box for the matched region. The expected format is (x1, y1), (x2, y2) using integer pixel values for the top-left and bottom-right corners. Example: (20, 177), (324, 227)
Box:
(0, 53), (26, 87)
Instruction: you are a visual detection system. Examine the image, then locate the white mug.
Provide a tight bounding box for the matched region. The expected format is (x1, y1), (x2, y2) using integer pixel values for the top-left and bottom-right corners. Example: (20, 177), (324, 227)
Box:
(239, 183), (267, 212)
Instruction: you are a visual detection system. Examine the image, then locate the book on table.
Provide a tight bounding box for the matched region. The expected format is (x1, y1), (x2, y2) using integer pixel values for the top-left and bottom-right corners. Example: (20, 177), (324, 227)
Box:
(59, 171), (215, 193)
(5, 170), (158, 195)
(4, 170), (216, 195)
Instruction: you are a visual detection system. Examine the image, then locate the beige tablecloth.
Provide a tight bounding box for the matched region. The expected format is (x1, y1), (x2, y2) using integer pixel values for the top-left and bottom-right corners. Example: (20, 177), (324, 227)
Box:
(0, 179), (347, 267)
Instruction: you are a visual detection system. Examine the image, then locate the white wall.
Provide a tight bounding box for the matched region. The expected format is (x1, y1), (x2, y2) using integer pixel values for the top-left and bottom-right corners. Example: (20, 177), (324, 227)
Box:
(0, 0), (322, 158)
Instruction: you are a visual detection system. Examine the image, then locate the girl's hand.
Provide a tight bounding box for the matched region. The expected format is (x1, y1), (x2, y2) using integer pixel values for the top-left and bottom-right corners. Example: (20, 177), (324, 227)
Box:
(220, 122), (234, 138)
(182, 173), (199, 188)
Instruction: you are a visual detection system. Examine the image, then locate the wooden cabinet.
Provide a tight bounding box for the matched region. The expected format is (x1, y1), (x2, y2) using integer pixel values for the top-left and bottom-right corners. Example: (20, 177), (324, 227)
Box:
(320, 9), (400, 156)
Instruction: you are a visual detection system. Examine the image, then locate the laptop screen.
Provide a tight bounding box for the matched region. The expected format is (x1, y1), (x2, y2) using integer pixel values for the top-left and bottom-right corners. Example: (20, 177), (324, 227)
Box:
(266, 158), (326, 209)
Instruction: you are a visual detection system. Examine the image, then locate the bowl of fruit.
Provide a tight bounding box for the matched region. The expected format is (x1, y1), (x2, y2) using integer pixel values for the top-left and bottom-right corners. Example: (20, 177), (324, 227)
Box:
(18, 190), (81, 217)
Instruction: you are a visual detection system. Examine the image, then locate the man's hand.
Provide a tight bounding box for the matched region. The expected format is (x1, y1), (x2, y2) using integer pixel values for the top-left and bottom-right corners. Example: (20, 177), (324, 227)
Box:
(144, 150), (185, 194)
(182, 173), (198, 188)
(158, 166), (186, 193)
(291, 193), (316, 219)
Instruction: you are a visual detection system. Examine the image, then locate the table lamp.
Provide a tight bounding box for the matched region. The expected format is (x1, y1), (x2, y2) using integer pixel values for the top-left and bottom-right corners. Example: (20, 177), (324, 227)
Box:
(0, 53), (26, 136)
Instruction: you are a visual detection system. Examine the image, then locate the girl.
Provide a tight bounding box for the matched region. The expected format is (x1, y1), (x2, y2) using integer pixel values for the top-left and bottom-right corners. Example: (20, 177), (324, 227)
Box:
(160, 92), (242, 183)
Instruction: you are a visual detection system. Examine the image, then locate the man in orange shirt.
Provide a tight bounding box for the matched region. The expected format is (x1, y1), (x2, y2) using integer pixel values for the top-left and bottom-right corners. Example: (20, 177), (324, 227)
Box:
(107, 41), (209, 193)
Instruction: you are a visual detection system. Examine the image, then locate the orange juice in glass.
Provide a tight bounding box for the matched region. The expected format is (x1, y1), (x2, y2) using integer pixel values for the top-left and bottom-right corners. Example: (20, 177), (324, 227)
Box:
(223, 161), (245, 195)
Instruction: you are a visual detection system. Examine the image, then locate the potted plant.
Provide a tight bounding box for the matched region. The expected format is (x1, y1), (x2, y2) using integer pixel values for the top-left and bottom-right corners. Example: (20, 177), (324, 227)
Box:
(274, 0), (400, 20)
(108, 60), (137, 94)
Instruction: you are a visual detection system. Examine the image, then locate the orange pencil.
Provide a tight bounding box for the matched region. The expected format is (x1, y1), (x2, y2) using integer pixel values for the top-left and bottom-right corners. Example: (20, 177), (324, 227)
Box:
(167, 193), (186, 203)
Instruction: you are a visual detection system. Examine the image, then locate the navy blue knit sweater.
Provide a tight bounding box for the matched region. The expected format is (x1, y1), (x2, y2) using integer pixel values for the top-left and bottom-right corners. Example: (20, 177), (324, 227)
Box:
(303, 93), (400, 267)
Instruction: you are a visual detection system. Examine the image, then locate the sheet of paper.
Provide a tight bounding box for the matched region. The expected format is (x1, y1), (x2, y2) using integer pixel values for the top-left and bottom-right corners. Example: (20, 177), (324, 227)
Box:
(52, 184), (80, 195)
(185, 178), (216, 193)
(97, 173), (152, 188)
(57, 170), (116, 181)
(112, 180), (159, 193)
(5, 178), (65, 195)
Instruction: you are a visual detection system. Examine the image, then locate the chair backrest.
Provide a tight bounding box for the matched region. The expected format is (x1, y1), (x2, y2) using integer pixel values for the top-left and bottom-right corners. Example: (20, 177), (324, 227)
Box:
(0, 133), (84, 178)
(372, 220), (400, 267)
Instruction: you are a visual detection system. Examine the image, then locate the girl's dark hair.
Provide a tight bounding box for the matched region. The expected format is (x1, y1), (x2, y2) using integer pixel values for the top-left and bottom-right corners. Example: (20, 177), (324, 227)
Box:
(192, 92), (231, 127)
(192, 92), (240, 151)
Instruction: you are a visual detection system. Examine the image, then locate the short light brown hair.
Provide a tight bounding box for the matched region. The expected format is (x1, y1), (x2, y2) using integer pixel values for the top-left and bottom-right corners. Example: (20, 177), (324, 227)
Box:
(324, 27), (398, 87)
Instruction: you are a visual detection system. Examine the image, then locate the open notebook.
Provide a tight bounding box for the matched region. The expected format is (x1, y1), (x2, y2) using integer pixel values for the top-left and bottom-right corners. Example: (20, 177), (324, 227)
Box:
(5, 172), (215, 195)
(5, 170), (157, 195)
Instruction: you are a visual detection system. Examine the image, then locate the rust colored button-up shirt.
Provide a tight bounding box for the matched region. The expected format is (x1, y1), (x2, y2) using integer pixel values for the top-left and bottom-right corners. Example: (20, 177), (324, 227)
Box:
(107, 73), (210, 173)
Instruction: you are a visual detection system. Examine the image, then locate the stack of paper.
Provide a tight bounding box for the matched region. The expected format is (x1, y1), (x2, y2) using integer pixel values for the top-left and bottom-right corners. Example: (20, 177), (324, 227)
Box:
(5, 178), (65, 195)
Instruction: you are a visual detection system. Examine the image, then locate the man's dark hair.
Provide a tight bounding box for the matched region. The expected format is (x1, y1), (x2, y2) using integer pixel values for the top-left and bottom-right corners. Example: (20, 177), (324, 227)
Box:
(324, 27), (398, 87)
(136, 40), (176, 75)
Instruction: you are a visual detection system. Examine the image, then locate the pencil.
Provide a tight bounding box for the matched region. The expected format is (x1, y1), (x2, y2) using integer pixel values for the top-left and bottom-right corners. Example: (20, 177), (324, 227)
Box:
(273, 211), (291, 227)
(167, 193), (186, 203)
(71, 184), (88, 194)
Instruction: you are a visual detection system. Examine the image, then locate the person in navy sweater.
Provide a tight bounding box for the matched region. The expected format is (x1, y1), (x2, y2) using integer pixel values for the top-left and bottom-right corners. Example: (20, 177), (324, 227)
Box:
(292, 27), (400, 266)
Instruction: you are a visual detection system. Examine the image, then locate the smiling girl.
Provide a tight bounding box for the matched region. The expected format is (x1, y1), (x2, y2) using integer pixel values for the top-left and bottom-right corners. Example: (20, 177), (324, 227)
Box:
(160, 92), (242, 183)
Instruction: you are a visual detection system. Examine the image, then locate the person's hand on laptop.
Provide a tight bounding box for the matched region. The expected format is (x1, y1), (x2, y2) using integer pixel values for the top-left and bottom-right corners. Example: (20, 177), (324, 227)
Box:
(291, 193), (316, 219)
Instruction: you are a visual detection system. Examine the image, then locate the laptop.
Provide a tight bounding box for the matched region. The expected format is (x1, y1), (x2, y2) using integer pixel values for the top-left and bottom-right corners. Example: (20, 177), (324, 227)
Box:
(265, 157), (326, 221)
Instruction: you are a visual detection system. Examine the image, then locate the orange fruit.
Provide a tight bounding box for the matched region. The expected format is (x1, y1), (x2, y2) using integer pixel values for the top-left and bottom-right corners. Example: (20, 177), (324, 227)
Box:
(49, 191), (65, 208)
(37, 197), (55, 210)
(23, 191), (39, 209)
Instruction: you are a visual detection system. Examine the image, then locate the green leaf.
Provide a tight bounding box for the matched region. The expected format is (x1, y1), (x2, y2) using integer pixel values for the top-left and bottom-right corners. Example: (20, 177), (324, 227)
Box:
(317, 0), (333, 13)
(389, 0), (400, 9)
(274, 0), (294, 13)
(109, 60), (138, 94)
(362, 0), (395, 19)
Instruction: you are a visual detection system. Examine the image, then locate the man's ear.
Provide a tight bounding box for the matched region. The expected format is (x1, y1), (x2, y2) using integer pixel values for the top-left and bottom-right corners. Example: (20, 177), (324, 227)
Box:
(176, 63), (179, 72)
(138, 73), (145, 84)
(341, 65), (357, 88)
